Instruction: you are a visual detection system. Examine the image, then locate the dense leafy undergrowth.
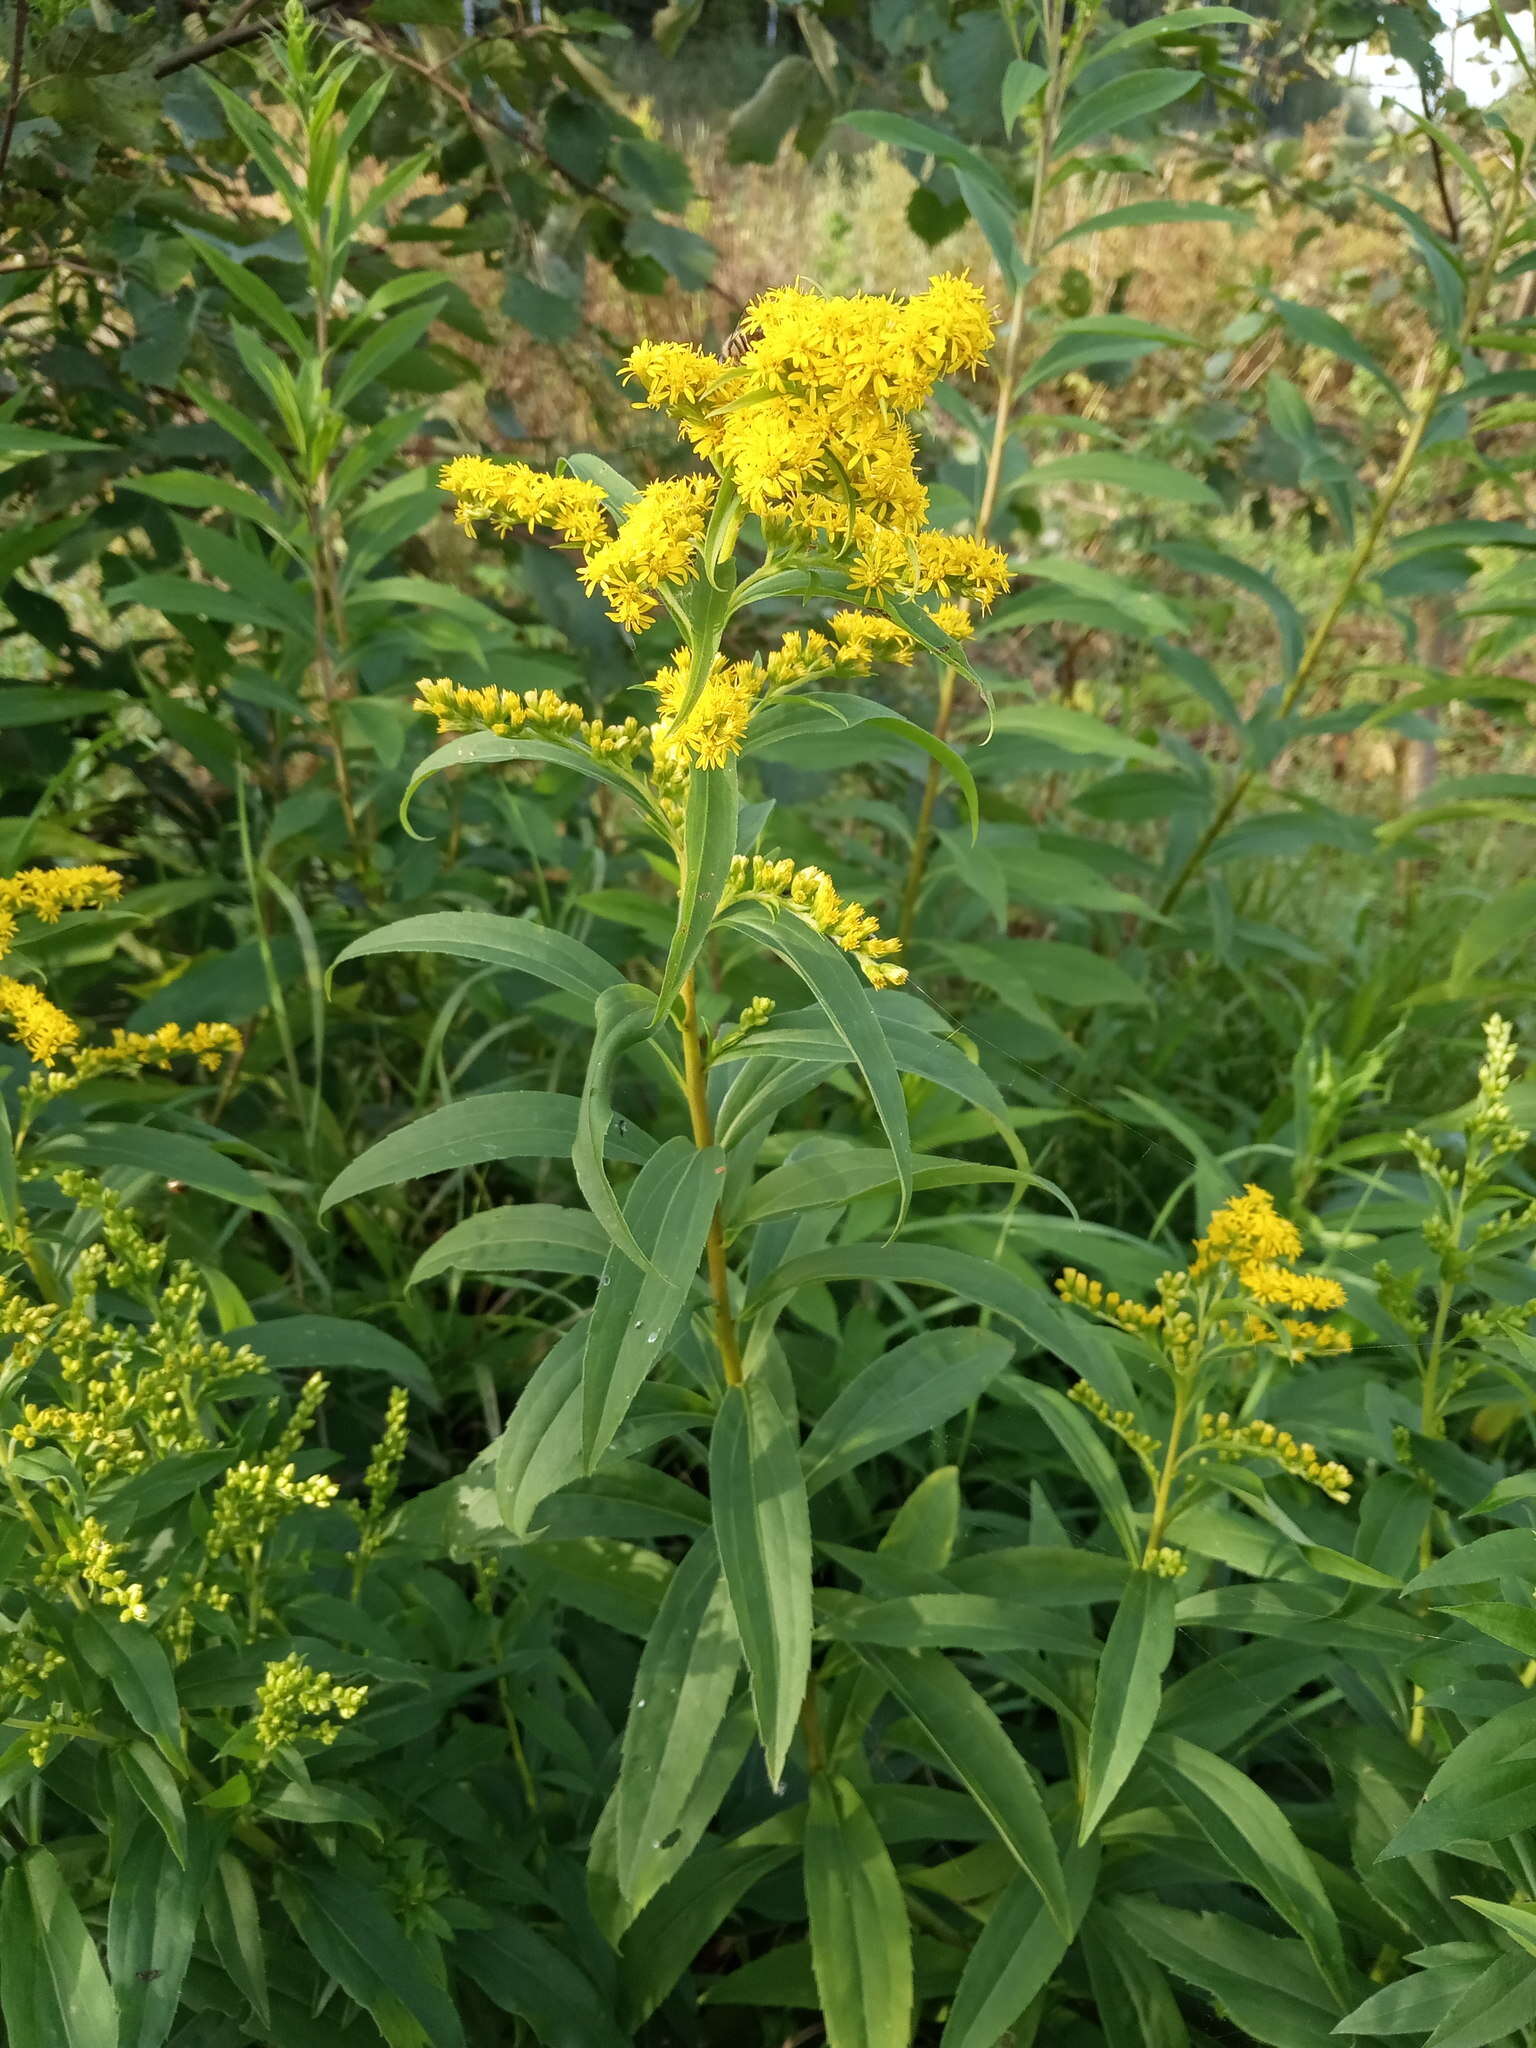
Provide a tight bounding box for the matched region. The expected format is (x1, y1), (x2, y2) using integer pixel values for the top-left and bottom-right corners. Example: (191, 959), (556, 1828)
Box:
(6, 0), (1536, 2043)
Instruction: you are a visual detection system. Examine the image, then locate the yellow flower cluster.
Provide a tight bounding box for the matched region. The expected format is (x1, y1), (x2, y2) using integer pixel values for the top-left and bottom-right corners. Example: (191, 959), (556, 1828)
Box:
(439, 457), (608, 547)
(9, 1257), (259, 1485)
(621, 276), (1009, 613)
(206, 1459), (340, 1559)
(0, 976), (78, 1065)
(29, 1021), (243, 1105)
(646, 610), (925, 771)
(760, 611), (920, 688)
(1191, 1183), (1349, 1338)
(413, 678), (647, 760)
(720, 854), (906, 988)
(840, 518), (1011, 611)
(625, 274), (992, 530)
(1192, 1182), (1302, 1275)
(1198, 1411), (1353, 1502)
(250, 1651), (368, 1767)
(439, 460), (715, 633)
(1068, 1378), (1161, 1479)
(1061, 1192), (1352, 1362)
(39, 1515), (147, 1623)
(576, 474), (717, 631)
(649, 655), (761, 771)
(0, 864), (123, 957)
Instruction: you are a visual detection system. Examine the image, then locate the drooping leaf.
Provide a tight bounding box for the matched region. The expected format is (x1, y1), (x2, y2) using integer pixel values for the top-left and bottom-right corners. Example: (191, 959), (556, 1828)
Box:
(712, 1375), (813, 1787)
(582, 1136), (722, 1466)
(800, 1328), (1014, 1493)
(1078, 1569), (1176, 1841)
(321, 1089), (652, 1213)
(806, 1772), (914, 2048)
(329, 910), (622, 1003)
(852, 1644), (1069, 1930)
(616, 1535), (741, 1905)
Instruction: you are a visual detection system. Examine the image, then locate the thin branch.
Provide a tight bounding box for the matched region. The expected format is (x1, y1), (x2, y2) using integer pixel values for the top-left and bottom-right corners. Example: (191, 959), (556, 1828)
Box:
(153, 0), (371, 78)
(0, 0), (30, 195)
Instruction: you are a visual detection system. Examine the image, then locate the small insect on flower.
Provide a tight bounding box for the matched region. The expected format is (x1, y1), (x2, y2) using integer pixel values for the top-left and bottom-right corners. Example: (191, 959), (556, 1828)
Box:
(720, 317), (765, 363)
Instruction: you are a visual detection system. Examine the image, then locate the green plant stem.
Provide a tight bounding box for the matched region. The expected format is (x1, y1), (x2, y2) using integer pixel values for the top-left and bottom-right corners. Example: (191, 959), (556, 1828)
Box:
(681, 971), (743, 1389)
(1145, 1373), (1194, 1561)
(895, 0), (1070, 950)
(1159, 142), (1531, 917)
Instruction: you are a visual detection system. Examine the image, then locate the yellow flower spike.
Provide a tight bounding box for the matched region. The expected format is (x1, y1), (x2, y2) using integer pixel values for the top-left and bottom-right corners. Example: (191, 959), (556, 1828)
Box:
(0, 864), (123, 926)
(926, 600), (975, 643)
(721, 854), (907, 988)
(439, 457), (610, 548)
(412, 679), (647, 763)
(621, 339), (726, 413)
(578, 474), (717, 632)
(0, 977), (79, 1065)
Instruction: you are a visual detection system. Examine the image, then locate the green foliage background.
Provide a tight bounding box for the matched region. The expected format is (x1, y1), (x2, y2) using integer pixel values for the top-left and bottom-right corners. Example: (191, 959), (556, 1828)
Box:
(5, 0), (1536, 2042)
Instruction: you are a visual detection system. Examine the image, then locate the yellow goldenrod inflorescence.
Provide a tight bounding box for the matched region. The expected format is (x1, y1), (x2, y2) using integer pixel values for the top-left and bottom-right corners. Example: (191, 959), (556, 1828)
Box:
(576, 473), (717, 631)
(719, 855), (906, 988)
(206, 1459), (340, 1561)
(0, 864), (123, 954)
(1197, 1412), (1353, 1502)
(1068, 1379), (1162, 1480)
(623, 273), (993, 538)
(412, 678), (648, 760)
(0, 976), (79, 1065)
(439, 457), (608, 547)
(250, 1651), (368, 1767)
(39, 1516), (148, 1623)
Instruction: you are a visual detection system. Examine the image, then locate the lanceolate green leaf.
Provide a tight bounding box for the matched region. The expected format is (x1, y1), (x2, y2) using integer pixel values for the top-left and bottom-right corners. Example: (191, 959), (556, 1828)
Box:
(1056, 69), (1201, 154)
(711, 1376), (813, 1788)
(1078, 1569), (1177, 1842)
(736, 1145), (1024, 1227)
(575, 983), (664, 1272)
(748, 1244), (1108, 1386)
(400, 730), (663, 840)
(1053, 198), (1251, 247)
(410, 1204), (610, 1286)
(852, 1644), (1069, 1931)
(275, 1867), (465, 2047)
(321, 1089), (653, 1213)
(621, 1834), (801, 2027)
(109, 1810), (212, 2048)
(654, 761), (738, 1025)
(582, 1137), (722, 1466)
(494, 1325), (588, 1537)
(723, 902), (912, 1223)
(941, 1843), (1099, 2048)
(805, 1773), (914, 2048)
(0, 1849), (118, 2048)
(800, 1328), (1014, 1493)
(329, 910), (621, 1003)
(1150, 1734), (1349, 1997)
(616, 1535), (741, 1905)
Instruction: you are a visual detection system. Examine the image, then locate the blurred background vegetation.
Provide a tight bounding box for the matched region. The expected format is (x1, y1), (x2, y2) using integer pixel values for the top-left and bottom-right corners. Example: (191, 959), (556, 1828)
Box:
(7, 0), (1536, 2036)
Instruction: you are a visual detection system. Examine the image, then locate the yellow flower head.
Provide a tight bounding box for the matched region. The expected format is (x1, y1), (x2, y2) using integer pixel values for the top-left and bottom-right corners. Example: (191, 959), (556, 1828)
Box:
(578, 474), (717, 632)
(439, 457), (610, 549)
(0, 866), (124, 965)
(624, 275), (995, 543)
(1192, 1184), (1348, 1331)
(721, 854), (906, 988)
(1193, 1184), (1303, 1275)
(0, 977), (78, 1066)
(649, 655), (760, 770)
